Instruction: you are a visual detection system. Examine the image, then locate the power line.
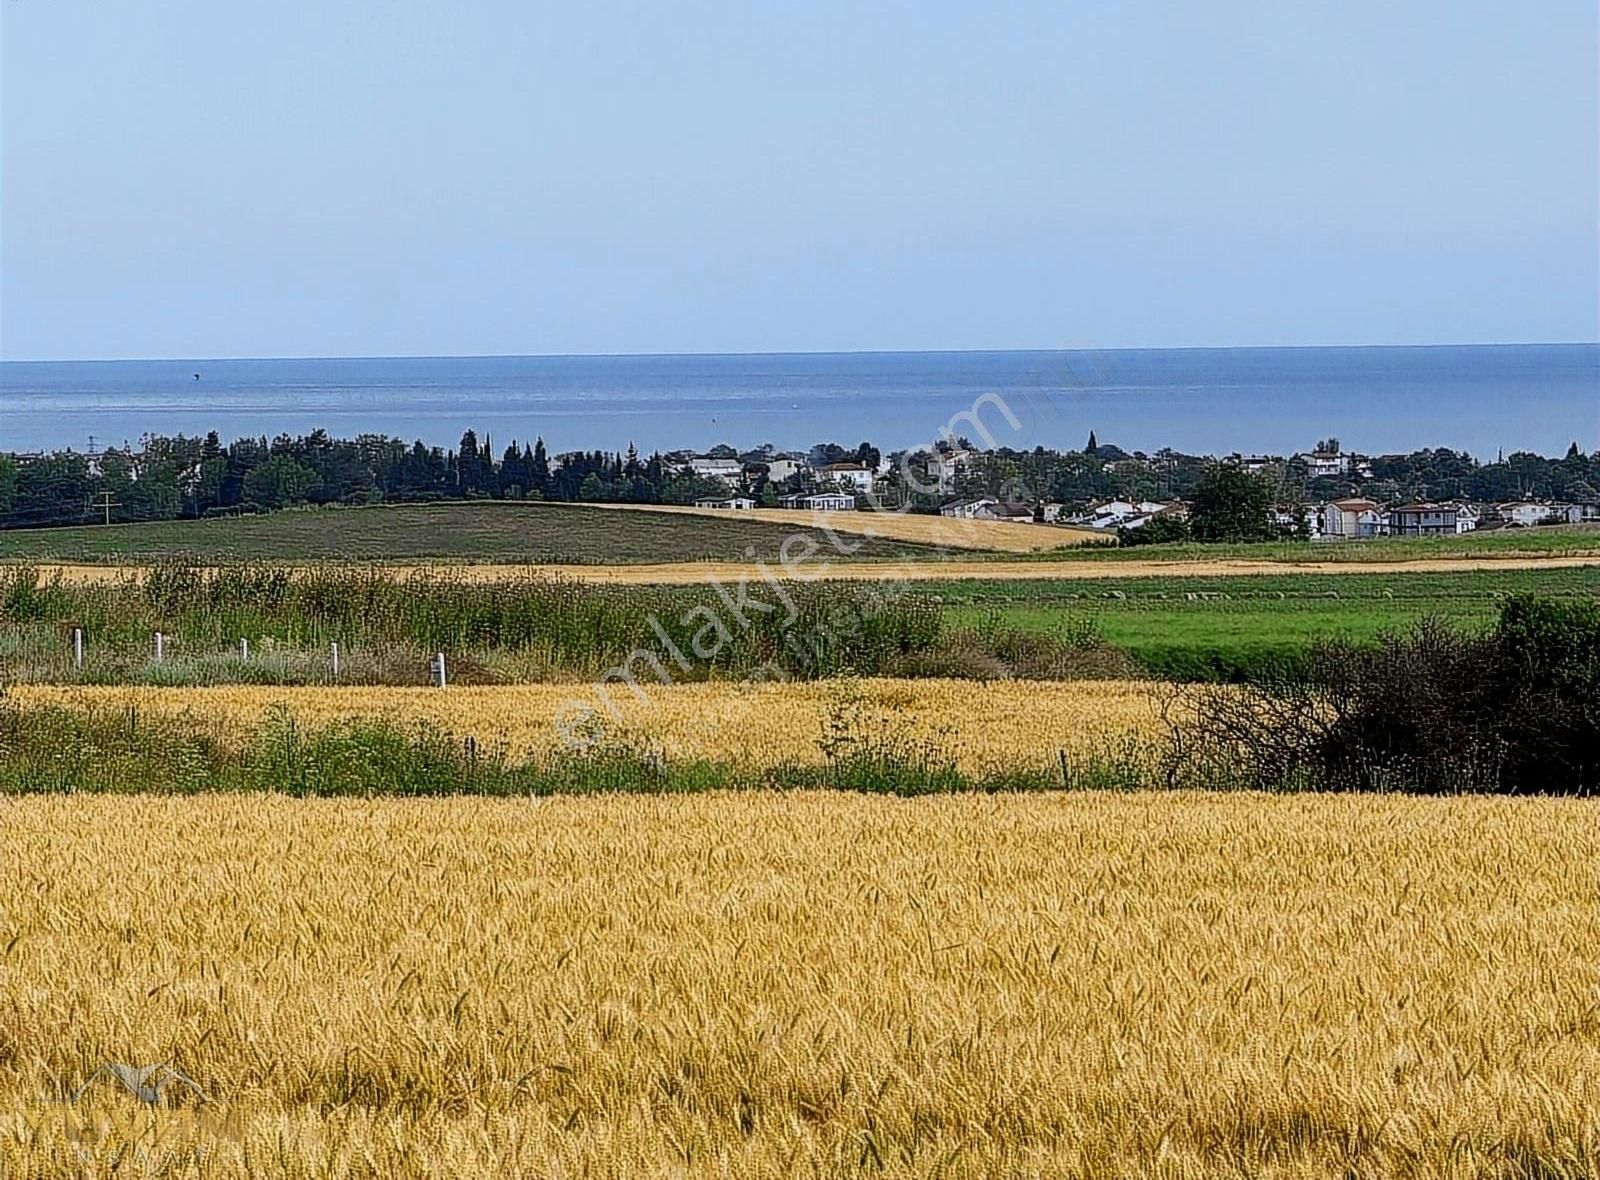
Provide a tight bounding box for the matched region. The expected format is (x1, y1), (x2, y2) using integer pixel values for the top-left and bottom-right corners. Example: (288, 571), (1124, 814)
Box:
(92, 491), (120, 526)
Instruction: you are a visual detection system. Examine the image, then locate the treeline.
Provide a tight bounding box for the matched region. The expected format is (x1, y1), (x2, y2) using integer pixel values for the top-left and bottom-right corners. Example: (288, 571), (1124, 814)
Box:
(0, 430), (741, 529)
(945, 441), (1600, 510)
(2, 424), (1596, 530)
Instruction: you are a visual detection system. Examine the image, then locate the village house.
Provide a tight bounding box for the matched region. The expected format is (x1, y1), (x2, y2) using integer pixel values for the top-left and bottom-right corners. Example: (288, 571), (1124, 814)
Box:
(780, 491), (855, 512)
(910, 442), (975, 493)
(1320, 497), (1381, 539)
(760, 456), (806, 483)
(941, 497), (1042, 522)
(1067, 499), (1176, 531)
(693, 495), (756, 511)
(1299, 449), (1350, 478)
(976, 501), (1035, 523)
(1228, 454), (1278, 475)
(939, 496), (997, 520)
(1499, 501), (1563, 528)
(1272, 504), (1321, 537)
(685, 455), (744, 484)
(1113, 503), (1189, 531)
(816, 461), (875, 494)
(1388, 502), (1460, 537)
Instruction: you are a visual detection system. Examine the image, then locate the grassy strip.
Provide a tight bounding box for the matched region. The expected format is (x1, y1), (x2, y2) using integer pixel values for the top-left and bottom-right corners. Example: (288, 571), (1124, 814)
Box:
(0, 563), (1132, 685)
(10, 564), (1593, 687)
(941, 566), (1600, 680)
(0, 562), (947, 682)
(1015, 524), (1600, 564)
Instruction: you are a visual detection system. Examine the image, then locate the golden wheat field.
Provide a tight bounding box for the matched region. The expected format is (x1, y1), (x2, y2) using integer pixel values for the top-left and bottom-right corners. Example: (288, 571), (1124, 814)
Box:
(1, 792), (1595, 1178)
(8, 679), (1162, 774)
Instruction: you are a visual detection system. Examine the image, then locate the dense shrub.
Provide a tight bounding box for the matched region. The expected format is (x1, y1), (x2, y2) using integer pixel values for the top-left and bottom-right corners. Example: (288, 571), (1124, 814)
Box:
(1172, 595), (1600, 794)
(1115, 514), (1191, 547)
(1129, 643), (1308, 684)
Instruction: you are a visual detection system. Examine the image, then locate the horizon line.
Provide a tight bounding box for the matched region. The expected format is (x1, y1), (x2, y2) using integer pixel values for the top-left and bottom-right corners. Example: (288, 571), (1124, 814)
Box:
(3, 340), (1597, 366)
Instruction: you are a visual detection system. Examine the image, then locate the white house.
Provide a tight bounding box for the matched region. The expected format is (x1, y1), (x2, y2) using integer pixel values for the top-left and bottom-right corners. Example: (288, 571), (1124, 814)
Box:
(761, 457), (805, 483)
(1388, 502), (1460, 537)
(1039, 502), (1067, 523)
(1067, 499), (1175, 530)
(1272, 505), (1321, 537)
(780, 492), (855, 512)
(694, 496), (756, 511)
(687, 456), (744, 484)
(1299, 450), (1351, 478)
(1454, 503), (1481, 533)
(973, 501), (1034, 523)
(816, 461), (875, 493)
(1357, 508), (1387, 538)
(940, 497), (997, 520)
(1562, 502), (1600, 524)
(1321, 498), (1380, 539)
(1501, 501), (1561, 527)
(933, 442), (974, 476)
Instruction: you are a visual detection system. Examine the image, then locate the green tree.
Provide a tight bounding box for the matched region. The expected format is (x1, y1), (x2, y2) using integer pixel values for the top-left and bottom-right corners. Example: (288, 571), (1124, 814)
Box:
(1189, 464), (1275, 543)
(1116, 513), (1191, 547)
(0, 456), (19, 522)
(530, 438), (551, 495)
(242, 455), (321, 510)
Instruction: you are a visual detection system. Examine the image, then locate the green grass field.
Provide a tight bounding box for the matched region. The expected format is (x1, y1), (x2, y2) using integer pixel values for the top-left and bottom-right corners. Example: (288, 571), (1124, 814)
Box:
(937, 566), (1600, 678)
(0, 501), (942, 564)
(1024, 524), (1600, 564)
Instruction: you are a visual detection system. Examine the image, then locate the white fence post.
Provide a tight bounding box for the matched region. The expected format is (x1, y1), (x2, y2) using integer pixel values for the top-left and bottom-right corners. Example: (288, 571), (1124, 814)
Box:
(73, 628), (83, 669)
(330, 642), (341, 677)
(435, 652), (447, 689)
(154, 632), (164, 663)
(240, 637), (250, 661)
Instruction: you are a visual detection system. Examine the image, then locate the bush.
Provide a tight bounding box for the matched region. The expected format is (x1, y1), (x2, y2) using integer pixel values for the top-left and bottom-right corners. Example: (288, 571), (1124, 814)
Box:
(1116, 514), (1191, 547)
(1492, 595), (1600, 787)
(1169, 595), (1600, 794)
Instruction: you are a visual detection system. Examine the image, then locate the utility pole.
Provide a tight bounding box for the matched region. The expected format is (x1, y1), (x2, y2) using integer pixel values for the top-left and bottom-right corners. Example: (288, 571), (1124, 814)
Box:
(92, 491), (119, 526)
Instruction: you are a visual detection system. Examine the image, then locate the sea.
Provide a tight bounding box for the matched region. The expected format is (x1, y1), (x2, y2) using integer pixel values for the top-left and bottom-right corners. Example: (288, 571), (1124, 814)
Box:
(1, 344), (1595, 459)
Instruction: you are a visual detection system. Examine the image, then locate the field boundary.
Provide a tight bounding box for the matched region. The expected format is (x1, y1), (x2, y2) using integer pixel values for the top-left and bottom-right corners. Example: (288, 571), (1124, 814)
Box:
(15, 552), (1600, 586)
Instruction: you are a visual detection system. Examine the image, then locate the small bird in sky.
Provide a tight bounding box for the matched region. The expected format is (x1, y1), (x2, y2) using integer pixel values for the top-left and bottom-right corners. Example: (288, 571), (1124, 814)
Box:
(193, 372), (200, 381)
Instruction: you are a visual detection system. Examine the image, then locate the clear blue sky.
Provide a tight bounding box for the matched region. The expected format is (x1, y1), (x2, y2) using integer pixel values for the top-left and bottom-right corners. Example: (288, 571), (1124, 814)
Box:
(2, 1), (1596, 360)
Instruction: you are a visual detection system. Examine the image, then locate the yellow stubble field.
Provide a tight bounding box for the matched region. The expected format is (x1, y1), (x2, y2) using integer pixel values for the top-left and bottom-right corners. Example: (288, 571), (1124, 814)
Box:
(579, 502), (1107, 552)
